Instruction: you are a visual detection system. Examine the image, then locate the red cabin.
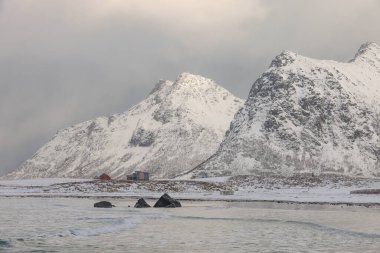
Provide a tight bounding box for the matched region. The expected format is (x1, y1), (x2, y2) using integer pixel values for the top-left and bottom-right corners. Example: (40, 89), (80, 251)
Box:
(99, 173), (111, 181)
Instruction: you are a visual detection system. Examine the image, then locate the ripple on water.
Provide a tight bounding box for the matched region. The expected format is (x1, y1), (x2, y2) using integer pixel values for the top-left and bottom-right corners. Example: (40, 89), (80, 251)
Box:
(281, 219), (380, 239)
(174, 215), (380, 239)
(0, 239), (11, 250)
(2, 197), (380, 253)
(66, 217), (140, 237)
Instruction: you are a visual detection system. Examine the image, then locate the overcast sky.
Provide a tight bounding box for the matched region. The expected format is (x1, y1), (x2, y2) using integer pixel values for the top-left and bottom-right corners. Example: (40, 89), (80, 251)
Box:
(1, 0), (380, 175)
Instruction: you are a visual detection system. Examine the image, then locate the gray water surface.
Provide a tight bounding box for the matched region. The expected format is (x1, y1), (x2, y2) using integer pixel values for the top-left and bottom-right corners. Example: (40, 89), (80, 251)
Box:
(1, 197), (380, 252)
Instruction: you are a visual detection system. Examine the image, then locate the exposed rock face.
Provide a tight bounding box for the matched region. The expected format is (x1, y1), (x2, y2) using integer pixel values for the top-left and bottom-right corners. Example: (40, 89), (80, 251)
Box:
(5, 73), (243, 179)
(94, 201), (114, 208)
(134, 198), (151, 208)
(191, 42), (380, 178)
(153, 193), (181, 208)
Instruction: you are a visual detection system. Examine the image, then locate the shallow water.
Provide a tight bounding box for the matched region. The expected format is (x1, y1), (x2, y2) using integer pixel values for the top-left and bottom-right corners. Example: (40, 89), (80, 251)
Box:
(1, 197), (380, 252)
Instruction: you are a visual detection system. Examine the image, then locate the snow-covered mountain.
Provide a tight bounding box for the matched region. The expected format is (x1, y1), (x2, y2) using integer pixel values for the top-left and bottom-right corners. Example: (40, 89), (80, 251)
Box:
(190, 42), (380, 178)
(6, 73), (243, 179)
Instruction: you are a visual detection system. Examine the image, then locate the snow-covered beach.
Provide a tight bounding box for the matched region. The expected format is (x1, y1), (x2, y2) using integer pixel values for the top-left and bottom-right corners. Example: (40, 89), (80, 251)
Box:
(1, 176), (380, 206)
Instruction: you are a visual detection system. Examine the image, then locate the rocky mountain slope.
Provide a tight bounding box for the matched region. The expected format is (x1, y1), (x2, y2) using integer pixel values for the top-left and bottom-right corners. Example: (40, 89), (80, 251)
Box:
(190, 42), (380, 178)
(6, 73), (243, 179)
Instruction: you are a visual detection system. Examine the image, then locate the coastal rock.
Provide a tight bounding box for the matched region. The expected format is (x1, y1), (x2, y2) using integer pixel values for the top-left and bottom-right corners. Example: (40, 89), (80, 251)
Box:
(94, 201), (114, 208)
(134, 198), (151, 208)
(153, 193), (181, 208)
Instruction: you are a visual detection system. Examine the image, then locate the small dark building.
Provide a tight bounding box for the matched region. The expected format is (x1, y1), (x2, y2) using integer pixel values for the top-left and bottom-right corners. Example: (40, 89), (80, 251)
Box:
(127, 171), (149, 181)
(99, 173), (111, 181)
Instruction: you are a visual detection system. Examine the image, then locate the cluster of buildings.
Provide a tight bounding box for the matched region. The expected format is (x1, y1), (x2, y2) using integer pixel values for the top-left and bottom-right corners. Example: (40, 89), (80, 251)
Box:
(97, 171), (149, 181)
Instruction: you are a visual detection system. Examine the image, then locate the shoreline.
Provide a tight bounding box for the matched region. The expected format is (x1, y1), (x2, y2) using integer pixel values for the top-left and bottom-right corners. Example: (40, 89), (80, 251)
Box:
(1, 193), (380, 208)
(1, 177), (380, 207)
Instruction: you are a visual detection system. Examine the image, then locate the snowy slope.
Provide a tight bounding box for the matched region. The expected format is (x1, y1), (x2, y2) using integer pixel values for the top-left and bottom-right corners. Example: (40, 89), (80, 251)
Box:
(191, 42), (380, 178)
(5, 73), (243, 179)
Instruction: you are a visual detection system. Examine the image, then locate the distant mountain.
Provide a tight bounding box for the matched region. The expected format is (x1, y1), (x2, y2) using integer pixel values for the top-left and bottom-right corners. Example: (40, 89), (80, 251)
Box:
(6, 73), (243, 179)
(190, 42), (380, 178)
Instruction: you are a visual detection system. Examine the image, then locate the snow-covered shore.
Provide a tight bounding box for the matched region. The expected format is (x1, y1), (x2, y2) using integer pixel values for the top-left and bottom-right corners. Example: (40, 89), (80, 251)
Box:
(1, 176), (380, 205)
(0, 178), (93, 187)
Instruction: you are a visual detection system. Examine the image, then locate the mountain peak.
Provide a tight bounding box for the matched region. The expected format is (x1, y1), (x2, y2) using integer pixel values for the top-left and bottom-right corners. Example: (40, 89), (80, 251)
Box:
(190, 43), (380, 179)
(357, 42), (379, 53)
(6, 72), (243, 180)
(171, 72), (219, 91)
(174, 72), (208, 84)
(270, 50), (298, 68)
(353, 42), (380, 61)
(178, 72), (197, 78)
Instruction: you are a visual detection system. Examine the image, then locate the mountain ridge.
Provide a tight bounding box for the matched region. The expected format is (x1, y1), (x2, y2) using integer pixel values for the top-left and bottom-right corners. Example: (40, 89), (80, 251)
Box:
(5, 73), (243, 179)
(189, 42), (380, 178)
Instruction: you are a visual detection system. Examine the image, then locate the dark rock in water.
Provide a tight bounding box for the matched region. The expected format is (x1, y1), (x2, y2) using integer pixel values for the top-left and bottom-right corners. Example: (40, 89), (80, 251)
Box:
(134, 198), (151, 208)
(153, 193), (181, 208)
(94, 201), (114, 208)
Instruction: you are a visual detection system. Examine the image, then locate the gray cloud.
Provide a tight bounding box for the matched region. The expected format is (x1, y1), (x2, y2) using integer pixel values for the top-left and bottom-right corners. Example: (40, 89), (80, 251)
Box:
(1, 0), (380, 175)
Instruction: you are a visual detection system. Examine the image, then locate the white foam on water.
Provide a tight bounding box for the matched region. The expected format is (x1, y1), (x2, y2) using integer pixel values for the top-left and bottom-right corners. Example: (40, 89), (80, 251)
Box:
(65, 217), (140, 237)
(61, 211), (171, 238)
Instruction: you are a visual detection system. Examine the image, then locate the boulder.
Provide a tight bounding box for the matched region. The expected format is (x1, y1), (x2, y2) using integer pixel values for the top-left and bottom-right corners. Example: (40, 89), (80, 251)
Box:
(134, 198), (151, 208)
(94, 201), (114, 208)
(153, 193), (181, 208)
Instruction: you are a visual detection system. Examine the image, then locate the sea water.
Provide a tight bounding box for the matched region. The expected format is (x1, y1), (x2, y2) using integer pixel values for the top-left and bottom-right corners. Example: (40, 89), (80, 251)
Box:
(1, 197), (380, 252)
